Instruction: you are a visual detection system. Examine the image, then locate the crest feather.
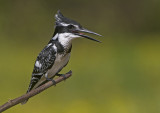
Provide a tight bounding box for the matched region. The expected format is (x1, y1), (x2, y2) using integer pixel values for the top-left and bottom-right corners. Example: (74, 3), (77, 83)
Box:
(54, 10), (81, 27)
(55, 10), (64, 22)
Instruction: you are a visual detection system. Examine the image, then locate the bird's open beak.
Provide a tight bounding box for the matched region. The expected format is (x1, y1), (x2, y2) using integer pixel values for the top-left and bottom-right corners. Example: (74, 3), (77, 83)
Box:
(74, 28), (102, 43)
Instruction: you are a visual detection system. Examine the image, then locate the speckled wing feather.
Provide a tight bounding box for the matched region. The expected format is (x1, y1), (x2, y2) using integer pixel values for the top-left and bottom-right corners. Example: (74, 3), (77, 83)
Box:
(27, 44), (56, 93)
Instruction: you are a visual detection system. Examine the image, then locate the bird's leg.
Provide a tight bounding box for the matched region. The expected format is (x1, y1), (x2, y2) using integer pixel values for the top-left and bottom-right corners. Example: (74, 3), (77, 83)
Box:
(56, 73), (67, 80)
(45, 73), (56, 85)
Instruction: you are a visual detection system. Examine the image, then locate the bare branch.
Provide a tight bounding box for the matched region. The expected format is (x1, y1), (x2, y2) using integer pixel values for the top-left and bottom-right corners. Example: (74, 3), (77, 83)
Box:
(0, 71), (72, 112)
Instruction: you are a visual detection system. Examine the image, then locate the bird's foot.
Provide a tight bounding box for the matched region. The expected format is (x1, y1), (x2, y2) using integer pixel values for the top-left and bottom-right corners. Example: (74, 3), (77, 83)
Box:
(56, 74), (67, 80)
(45, 74), (56, 86)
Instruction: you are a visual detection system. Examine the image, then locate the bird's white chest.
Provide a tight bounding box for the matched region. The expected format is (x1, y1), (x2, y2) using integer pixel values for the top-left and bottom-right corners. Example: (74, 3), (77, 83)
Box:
(33, 53), (70, 89)
(47, 53), (70, 76)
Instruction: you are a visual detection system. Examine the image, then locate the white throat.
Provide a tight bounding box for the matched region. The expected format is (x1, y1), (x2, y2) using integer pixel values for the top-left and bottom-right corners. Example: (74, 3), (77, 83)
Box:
(58, 33), (78, 48)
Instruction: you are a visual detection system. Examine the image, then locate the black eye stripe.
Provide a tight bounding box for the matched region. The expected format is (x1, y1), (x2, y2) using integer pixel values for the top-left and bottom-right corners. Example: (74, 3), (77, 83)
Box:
(68, 25), (74, 29)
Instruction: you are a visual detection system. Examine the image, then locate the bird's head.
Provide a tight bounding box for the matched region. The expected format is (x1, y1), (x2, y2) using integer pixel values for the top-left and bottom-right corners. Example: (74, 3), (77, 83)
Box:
(54, 10), (101, 43)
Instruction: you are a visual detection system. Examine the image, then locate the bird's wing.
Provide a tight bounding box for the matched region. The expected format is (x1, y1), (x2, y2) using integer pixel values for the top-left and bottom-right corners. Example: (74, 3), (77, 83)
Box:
(27, 44), (56, 93)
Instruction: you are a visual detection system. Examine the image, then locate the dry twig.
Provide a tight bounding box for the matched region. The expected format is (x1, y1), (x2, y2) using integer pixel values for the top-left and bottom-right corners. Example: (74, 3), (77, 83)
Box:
(0, 71), (72, 112)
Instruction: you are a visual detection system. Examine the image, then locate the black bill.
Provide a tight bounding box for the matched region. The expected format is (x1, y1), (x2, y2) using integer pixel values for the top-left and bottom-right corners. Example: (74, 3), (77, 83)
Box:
(74, 28), (102, 43)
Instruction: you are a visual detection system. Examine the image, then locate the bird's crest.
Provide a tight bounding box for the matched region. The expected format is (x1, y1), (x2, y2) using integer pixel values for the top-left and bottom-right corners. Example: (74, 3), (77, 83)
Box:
(55, 10), (64, 22)
(55, 10), (81, 27)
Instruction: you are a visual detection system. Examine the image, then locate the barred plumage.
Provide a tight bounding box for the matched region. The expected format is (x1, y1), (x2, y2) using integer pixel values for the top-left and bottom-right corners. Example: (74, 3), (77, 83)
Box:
(22, 10), (101, 104)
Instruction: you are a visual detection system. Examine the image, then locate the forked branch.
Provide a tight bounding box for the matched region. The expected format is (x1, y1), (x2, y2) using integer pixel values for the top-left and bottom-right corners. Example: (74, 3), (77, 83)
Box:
(0, 71), (72, 112)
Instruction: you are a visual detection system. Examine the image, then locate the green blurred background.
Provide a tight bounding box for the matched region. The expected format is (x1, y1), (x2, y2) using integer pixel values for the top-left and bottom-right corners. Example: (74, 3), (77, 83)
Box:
(0, 0), (160, 113)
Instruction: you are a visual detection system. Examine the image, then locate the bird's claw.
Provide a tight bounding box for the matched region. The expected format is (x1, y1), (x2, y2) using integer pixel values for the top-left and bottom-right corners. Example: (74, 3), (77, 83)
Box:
(56, 74), (67, 81)
(45, 75), (56, 86)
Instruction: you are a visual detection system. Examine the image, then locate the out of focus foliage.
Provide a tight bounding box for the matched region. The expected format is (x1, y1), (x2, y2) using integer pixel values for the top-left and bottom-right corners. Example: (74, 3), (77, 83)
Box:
(0, 0), (160, 113)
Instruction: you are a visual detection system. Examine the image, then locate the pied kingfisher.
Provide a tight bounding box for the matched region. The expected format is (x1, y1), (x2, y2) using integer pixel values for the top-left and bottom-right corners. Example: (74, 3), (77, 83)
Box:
(22, 10), (101, 104)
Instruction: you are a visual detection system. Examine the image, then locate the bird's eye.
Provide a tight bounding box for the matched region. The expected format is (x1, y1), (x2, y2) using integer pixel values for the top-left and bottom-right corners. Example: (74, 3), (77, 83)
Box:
(68, 25), (74, 29)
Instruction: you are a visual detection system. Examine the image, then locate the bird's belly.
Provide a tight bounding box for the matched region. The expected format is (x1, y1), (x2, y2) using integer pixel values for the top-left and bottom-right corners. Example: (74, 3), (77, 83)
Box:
(47, 53), (70, 78)
(33, 53), (70, 89)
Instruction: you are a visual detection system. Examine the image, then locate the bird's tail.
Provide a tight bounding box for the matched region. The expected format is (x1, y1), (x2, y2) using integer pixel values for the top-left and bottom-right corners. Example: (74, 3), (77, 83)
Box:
(21, 77), (35, 105)
(21, 89), (30, 105)
(21, 99), (29, 105)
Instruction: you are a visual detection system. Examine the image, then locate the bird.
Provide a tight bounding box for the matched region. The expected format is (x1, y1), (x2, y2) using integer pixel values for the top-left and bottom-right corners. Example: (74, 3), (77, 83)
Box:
(21, 10), (101, 104)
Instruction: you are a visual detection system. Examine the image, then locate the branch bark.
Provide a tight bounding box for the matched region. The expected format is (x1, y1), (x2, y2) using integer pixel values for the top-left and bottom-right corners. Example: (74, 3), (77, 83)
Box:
(0, 71), (72, 112)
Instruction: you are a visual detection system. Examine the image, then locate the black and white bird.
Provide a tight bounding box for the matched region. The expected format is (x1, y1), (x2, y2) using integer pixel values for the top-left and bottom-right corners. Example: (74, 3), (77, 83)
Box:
(22, 10), (101, 104)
